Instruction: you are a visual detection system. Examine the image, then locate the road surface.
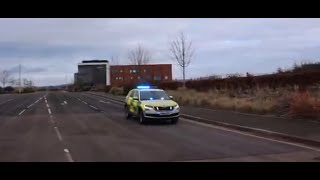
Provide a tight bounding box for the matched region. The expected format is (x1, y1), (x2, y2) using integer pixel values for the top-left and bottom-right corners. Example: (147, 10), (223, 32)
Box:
(0, 91), (319, 162)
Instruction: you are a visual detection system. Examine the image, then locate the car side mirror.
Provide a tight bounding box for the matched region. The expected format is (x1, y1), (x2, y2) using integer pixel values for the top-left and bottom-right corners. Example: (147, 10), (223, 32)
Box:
(169, 96), (173, 100)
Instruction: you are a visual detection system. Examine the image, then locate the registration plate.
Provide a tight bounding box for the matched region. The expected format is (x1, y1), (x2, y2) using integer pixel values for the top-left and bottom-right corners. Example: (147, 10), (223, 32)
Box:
(159, 111), (171, 115)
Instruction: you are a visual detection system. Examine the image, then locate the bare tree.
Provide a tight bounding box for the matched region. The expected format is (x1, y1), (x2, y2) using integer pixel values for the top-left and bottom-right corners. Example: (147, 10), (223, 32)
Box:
(169, 32), (195, 87)
(0, 70), (11, 87)
(128, 44), (152, 66)
(8, 77), (17, 86)
(110, 55), (120, 65)
(23, 78), (33, 87)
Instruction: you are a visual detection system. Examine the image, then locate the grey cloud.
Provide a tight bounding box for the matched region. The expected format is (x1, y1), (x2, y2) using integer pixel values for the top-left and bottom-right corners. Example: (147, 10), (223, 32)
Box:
(8, 65), (47, 74)
(0, 18), (320, 86)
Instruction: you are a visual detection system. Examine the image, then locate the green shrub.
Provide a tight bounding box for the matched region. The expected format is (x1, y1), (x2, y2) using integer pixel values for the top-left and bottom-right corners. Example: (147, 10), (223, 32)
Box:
(123, 84), (135, 95)
(109, 87), (124, 96)
(105, 85), (112, 93)
(4, 86), (14, 93)
(91, 84), (107, 92)
(22, 87), (35, 93)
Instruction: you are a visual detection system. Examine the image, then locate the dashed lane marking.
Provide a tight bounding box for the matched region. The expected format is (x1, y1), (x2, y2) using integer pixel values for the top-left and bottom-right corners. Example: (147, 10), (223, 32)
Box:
(82, 101), (88, 105)
(48, 108), (52, 115)
(89, 105), (98, 110)
(18, 109), (26, 116)
(54, 127), (63, 141)
(27, 104), (34, 108)
(0, 99), (13, 106)
(64, 149), (74, 162)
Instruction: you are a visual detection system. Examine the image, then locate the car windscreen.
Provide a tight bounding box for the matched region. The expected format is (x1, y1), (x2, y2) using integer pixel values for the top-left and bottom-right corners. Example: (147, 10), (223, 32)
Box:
(140, 91), (170, 101)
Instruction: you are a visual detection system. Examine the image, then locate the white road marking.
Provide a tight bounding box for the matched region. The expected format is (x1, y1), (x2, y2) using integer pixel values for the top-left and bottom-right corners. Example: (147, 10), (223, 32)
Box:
(27, 104), (34, 108)
(64, 101), (67, 104)
(77, 98), (81, 101)
(83, 93), (123, 105)
(64, 149), (74, 162)
(48, 108), (52, 115)
(99, 100), (110, 104)
(45, 100), (48, 104)
(18, 109), (26, 116)
(46, 104), (50, 108)
(82, 101), (88, 105)
(181, 114), (202, 119)
(0, 99), (13, 106)
(54, 127), (63, 141)
(89, 105), (98, 110)
(181, 118), (320, 153)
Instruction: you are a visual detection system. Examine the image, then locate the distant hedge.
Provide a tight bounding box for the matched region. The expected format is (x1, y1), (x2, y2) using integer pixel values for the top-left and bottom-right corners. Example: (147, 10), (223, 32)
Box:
(185, 71), (320, 91)
(159, 81), (183, 90)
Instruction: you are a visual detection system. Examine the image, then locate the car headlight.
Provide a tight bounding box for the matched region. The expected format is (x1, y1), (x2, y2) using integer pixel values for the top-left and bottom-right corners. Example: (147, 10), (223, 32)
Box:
(174, 104), (180, 110)
(144, 105), (154, 110)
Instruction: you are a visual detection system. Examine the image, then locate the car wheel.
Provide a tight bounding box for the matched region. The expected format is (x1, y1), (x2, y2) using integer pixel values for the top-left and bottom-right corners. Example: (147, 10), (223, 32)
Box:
(171, 118), (179, 124)
(125, 106), (131, 119)
(139, 111), (147, 124)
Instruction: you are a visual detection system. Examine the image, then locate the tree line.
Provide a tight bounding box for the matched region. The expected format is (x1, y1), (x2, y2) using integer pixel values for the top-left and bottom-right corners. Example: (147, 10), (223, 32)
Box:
(0, 69), (34, 88)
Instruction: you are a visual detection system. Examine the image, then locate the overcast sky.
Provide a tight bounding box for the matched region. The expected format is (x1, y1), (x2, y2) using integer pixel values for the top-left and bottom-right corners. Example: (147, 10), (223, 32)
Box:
(0, 18), (320, 86)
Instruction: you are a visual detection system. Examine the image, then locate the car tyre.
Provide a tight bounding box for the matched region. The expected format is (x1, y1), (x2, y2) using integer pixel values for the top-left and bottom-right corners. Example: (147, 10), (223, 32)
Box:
(139, 110), (147, 125)
(125, 106), (132, 119)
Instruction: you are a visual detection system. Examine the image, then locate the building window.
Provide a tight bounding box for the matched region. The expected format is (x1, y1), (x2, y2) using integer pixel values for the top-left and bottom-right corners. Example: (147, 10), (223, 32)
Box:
(165, 76), (168, 80)
(138, 76), (140, 79)
(133, 69), (137, 73)
(119, 77), (122, 80)
(115, 77), (118, 80)
(154, 75), (161, 81)
(120, 70), (123, 73)
(130, 70), (132, 73)
(144, 69), (147, 73)
(130, 77), (133, 80)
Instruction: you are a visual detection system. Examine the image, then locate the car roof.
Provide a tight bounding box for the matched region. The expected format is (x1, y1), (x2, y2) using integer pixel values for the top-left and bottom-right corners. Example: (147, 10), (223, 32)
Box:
(134, 89), (164, 91)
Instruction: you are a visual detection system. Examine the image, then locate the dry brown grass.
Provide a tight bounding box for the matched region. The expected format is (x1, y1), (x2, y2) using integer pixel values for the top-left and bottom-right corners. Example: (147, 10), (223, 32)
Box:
(167, 88), (281, 115)
(169, 87), (320, 118)
(288, 91), (320, 119)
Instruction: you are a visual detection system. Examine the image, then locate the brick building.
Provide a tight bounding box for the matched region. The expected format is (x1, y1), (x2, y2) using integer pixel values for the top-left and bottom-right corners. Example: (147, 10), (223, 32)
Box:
(110, 64), (172, 86)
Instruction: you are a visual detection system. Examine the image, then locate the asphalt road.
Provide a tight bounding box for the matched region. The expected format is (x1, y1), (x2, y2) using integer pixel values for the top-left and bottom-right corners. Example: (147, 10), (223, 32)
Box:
(0, 91), (319, 162)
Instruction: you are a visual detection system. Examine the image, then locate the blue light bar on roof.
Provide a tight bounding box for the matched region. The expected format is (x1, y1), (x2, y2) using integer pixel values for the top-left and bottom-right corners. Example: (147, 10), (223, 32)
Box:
(137, 85), (150, 89)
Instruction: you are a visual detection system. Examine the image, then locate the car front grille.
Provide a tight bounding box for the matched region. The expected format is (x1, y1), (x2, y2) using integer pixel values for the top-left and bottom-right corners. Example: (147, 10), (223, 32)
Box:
(146, 113), (179, 118)
(154, 106), (173, 111)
